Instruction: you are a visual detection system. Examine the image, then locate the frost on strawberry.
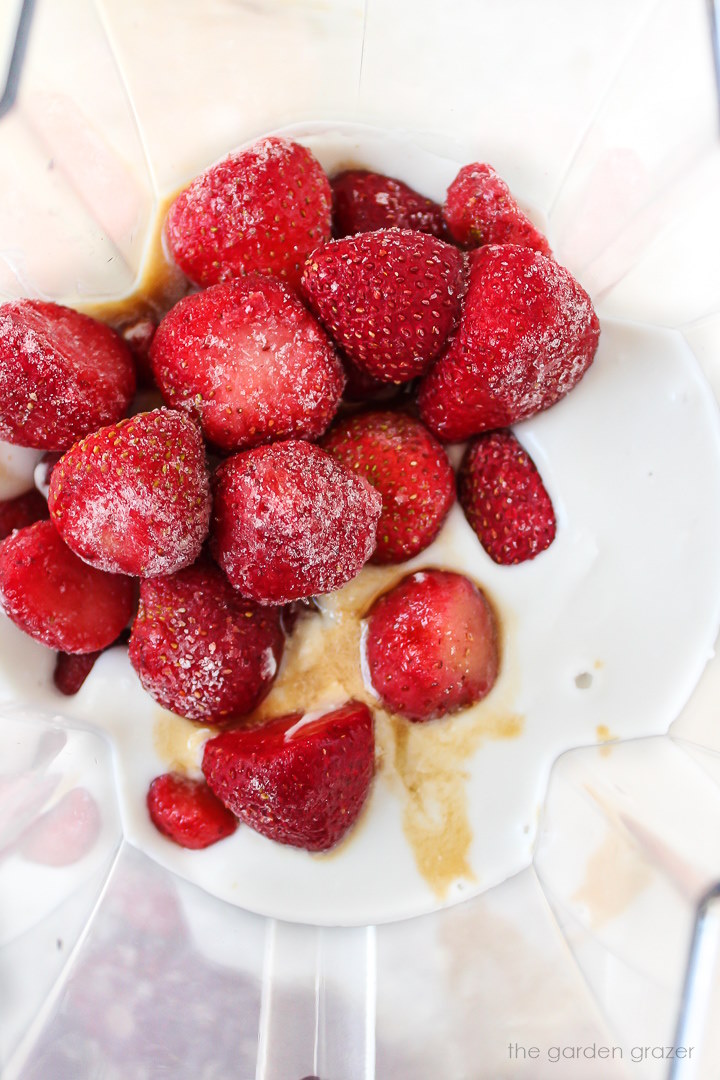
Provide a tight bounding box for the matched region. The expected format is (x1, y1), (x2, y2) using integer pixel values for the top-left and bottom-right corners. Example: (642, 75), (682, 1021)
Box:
(444, 163), (551, 254)
(332, 169), (446, 239)
(0, 300), (135, 451)
(165, 136), (332, 290)
(322, 410), (455, 563)
(301, 228), (465, 384)
(418, 245), (600, 441)
(150, 278), (344, 453)
(129, 558), (284, 725)
(202, 701), (374, 851)
(211, 439), (382, 605)
(0, 520), (135, 654)
(365, 569), (499, 721)
(49, 409), (211, 578)
(459, 430), (556, 565)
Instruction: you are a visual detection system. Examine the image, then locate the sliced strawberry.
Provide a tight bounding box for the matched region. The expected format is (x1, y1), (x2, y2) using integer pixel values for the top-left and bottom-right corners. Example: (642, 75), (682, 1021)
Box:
(49, 409), (210, 578)
(322, 411), (455, 563)
(0, 520), (135, 653)
(54, 650), (101, 695)
(365, 569), (499, 721)
(202, 701), (374, 851)
(150, 278), (344, 453)
(332, 169), (446, 239)
(147, 773), (238, 850)
(459, 430), (556, 565)
(211, 439), (382, 604)
(0, 300), (135, 450)
(301, 228), (465, 383)
(443, 163), (551, 254)
(0, 488), (48, 540)
(418, 245), (600, 441)
(165, 136), (332, 290)
(128, 558), (284, 725)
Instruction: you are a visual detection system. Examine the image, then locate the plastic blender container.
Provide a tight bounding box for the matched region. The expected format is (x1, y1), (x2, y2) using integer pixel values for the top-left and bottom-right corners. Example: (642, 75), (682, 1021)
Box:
(1, 1), (720, 1077)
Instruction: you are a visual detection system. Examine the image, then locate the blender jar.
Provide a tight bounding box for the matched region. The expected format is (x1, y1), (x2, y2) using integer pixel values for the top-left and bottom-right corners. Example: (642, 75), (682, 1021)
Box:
(1, 1), (720, 1077)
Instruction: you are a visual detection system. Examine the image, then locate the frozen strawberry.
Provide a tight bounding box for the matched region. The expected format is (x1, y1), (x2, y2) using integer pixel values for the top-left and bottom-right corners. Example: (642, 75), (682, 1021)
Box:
(165, 136), (332, 290)
(211, 439), (382, 604)
(322, 411), (455, 563)
(332, 169), (446, 239)
(0, 300), (135, 450)
(365, 569), (498, 721)
(418, 245), (600, 441)
(202, 701), (374, 851)
(150, 278), (344, 453)
(20, 788), (101, 866)
(301, 229), (465, 383)
(147, 773), (238, 850)
(444, 163), (551, 254)
(49, 409), (210, 578)
(128, 558), (284, 724)
(0, 520), (135, 653)
(459, 430), (556, 565)
(120, 316), (157, 387)
(0, 488), (48, 540)
(54, 650), (101, 695)
(340, 353), (397, 403)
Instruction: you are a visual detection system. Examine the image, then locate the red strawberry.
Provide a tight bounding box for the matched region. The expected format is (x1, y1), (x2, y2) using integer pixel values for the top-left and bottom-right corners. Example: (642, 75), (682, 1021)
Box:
(211, 439), (382, 604)
(49, 409), (210, 578)
(332, 169), (446, 239)
(150, 278), (344, 453)
(365, 569), (499, 721)
(0, 520), (135, 653)
(301, 229), (465, 383)
(19, 788), (101, 866)
(459, 430), (556, 565)
(0, 488), (48, 540)
(165, 136), (332, 290)
(340, 353), (398, 403)
(129, 558), (284, 724)
(418, 245), (600, 441)
(120, 316), (157, 387)
(147, 773), (238, 849)
(0, 300), (135, 450)
(54, 650), (101, 695)
(443, 163), (551, 254)
(202, 701), (374, 851)
(322, 411), (455, 563)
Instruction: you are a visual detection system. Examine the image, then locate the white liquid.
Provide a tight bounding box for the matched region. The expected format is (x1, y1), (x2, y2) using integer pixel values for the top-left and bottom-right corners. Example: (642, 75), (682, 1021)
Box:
(1, 125), (719, 927)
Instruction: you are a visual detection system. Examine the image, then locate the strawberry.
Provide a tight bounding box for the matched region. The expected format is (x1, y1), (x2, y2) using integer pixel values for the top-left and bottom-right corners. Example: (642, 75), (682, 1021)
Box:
(146, 773), (238, 850)
(128, 558), (284, 725)
(459, 430), (556, 564)
(301, 228), (465, 383)
(0, 300), (135, 450)
(202, 701), (374, 851)
(0, 488), (48, 540)
(418, 245), (600, 441)
(443, 163), (551, 254)
(165, 136), (332, 290)
(364, 569), (498, 721)
(340, 353), (399, 403)
(49, 408), (211, 578)
(211, 439), (382, 604)
(20, 788), (101, 866)
(0, 520), (135, 653)
(332, 169), (446, 239)
(150, 277), (344, 453)
(54, 650), (101, 695)
(120, 316), (157, 388)
(322, 410), (455, 563)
